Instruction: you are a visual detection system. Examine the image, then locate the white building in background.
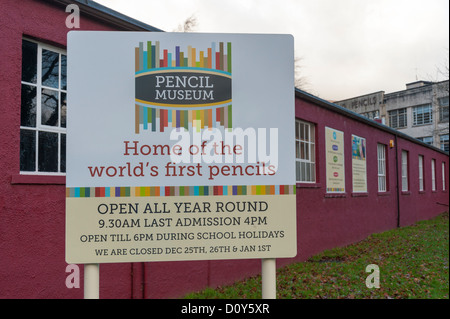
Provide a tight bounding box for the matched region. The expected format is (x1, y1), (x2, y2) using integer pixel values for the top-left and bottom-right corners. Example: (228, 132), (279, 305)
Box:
(335, 80), (449, 152)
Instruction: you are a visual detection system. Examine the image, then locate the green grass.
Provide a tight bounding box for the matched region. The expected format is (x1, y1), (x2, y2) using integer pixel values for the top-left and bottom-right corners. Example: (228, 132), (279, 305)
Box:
(184, 212), (449, 299)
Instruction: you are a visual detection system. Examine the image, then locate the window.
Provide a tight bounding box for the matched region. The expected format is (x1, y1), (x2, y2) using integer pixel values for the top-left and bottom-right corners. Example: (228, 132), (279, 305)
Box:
(401, 150), (409, 191)
(440, 134), (449, 152)
(361, 110), (379, 120)
(413, 104), (433, 126)
(443, 162), (446, 191)
(431, 159), (436, 191)
(439, 97), (449, 123)
(418, 136), (433, 146)
(377, 143), (387, 192)
(418, 155), (424, 191)
(20, 39), (67, 174)
(388, 108), (407, 129)
(295, 120), (316, 183)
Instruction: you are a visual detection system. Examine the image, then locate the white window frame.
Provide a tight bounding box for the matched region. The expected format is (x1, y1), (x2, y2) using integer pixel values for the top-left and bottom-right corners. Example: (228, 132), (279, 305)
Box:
(377, 143), (387, 192)
(401, 150), (408, 191)
(388, 108), (407, 129)
(440, 134), (449, 152)
(443, 162), (446, 191)
(439, 96), (449, 123)
(295, 119), (316, 183)
(431, 159), (436, 191)
(413, 104), (433, 126)
(20, 38), (67, 175)
(418, 136), (434, 146)
(419, 155), (424, 191)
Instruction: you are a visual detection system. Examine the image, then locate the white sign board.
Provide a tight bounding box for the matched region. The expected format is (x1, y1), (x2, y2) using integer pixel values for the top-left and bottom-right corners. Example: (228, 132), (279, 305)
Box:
(66, 32), (296, 263)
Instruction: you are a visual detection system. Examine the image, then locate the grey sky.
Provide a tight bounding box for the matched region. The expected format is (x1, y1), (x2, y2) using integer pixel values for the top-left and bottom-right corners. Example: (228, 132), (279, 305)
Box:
(96, 0), (449, 101)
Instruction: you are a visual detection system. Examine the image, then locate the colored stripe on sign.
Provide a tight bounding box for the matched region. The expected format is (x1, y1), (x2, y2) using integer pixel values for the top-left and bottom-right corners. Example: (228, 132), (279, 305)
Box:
(66, 185), (296, 198)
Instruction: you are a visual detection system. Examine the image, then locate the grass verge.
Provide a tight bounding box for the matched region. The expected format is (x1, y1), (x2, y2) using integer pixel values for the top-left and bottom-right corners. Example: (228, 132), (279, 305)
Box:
(184, 212), (449, 299)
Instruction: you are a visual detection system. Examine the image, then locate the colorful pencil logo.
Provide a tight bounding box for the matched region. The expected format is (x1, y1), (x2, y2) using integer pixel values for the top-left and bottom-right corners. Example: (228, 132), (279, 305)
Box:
(134, 41), (232, 134)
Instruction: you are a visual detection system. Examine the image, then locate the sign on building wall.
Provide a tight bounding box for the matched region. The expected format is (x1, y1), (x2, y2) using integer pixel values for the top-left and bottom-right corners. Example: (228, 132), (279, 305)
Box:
(66, 32), (296, 263)
(325, 127), (345, 193)
(352, 135), (367, 193)
(336, 92), (384, 113)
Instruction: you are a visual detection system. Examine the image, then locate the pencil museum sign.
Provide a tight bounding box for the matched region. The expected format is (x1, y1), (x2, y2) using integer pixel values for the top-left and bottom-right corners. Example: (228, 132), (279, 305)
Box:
(66, 32), (296, 264)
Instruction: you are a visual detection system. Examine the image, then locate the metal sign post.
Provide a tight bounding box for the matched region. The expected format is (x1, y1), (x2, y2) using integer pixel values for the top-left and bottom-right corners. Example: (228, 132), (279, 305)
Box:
(262, 258), (276, 299)
(84, 264), (99, 299)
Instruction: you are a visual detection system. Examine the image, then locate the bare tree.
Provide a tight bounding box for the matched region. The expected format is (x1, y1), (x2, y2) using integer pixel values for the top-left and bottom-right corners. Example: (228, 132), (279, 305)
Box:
(294, 56), (309, 91)
(437, 48), (449, 81)
(174, 14), (198, 32)
(426, 50), (449, 146)
(173, 16), (310, 94)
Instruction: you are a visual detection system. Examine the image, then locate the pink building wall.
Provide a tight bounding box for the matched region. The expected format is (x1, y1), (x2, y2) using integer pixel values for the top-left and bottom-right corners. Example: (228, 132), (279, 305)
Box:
(1, 0), (448, 299)
(293, 92), (449, 265)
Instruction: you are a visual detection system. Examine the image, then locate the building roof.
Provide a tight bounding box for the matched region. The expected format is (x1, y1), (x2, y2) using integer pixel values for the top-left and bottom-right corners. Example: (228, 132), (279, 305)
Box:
(295, 88), (448, 155)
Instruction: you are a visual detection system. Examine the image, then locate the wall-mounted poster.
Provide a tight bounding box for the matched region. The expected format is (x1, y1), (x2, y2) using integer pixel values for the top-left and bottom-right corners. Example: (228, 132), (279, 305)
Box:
(352, 135), (367, 193)
(325, 127), (345, 193)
